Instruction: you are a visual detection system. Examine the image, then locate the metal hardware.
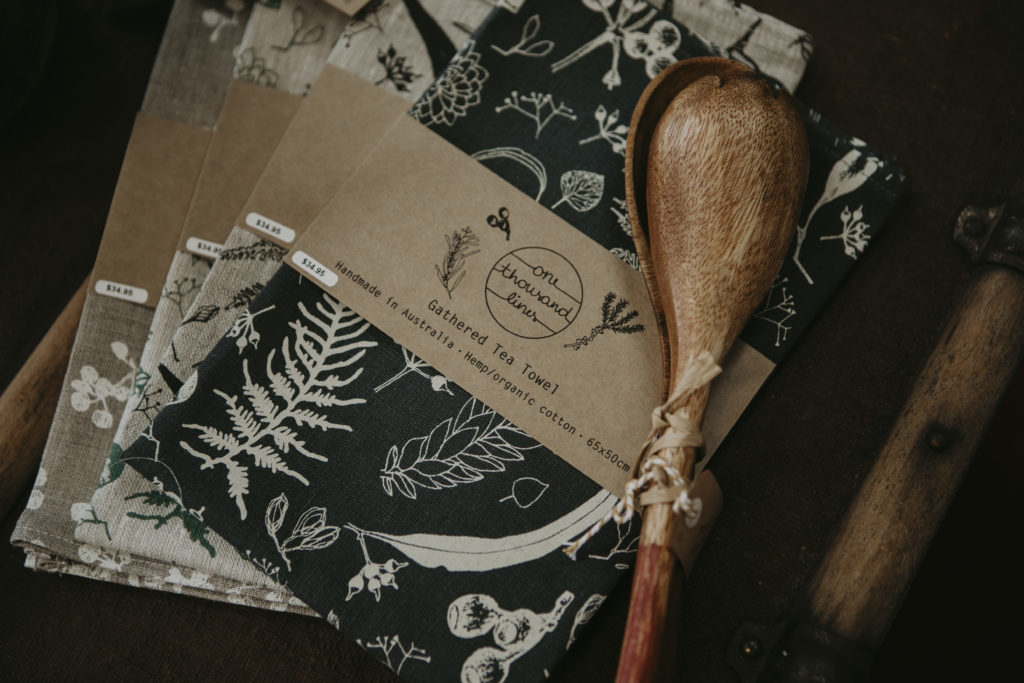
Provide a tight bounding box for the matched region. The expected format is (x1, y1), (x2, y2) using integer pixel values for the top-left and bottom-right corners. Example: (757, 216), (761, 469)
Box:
(954, 182), (1024, 272)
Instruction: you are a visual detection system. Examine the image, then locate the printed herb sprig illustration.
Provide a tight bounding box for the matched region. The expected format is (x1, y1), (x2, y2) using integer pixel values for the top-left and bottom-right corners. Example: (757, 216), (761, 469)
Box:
(123, 489), (216, 557)
(271, 5), (325, 52)
(179, 295), (377, 519)
(380, 397), (539, 500)
(495, 90), (576, 139)
(374, 347), (454, 395)
(754, 275), (797, 347)
(436, 227), (480, 298)
(375, 44), (421, 92)
(356, 635), (430, 676)
(491, 14), (554, 58)
(564, 292), (645, 350)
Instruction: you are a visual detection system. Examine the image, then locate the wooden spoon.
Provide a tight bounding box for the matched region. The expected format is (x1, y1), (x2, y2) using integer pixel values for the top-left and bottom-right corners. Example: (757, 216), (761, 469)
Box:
(618, 57), (809, 681)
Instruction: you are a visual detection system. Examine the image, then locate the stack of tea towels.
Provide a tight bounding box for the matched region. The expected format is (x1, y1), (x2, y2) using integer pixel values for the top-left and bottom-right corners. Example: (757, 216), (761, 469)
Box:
(11, 1), (905, 680)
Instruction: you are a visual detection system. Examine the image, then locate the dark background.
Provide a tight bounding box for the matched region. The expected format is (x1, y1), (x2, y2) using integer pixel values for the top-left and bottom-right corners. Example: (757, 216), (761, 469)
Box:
(1, 0), (1022, 680)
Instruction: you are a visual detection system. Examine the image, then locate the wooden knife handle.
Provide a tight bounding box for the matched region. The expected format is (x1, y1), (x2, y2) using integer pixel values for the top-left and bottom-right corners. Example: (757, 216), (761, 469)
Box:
(806, 265), (1024, 650)
(0, 276), (87, 521)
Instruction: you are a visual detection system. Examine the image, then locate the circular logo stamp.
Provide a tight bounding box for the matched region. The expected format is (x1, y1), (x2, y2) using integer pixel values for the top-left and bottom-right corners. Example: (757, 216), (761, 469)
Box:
(485, 247), (583, 339)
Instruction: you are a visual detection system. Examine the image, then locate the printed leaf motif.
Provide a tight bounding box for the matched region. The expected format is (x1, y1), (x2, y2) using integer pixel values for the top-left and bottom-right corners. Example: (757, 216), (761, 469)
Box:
(499, 477), (549, 508)
(492, 14), (554, 58)
(435, 227), (480, 299)
(380, 397), (540, 499)
(565, 292), (645, 350)
(792, 146), (881, 284)
(180, 294), (377, 519)
(266, 492), (288, 535)
(69, 341), (136, 430)
(753, 276), (796, 347)
(346, 491), (616, 571)
(552, 170), (604, 212)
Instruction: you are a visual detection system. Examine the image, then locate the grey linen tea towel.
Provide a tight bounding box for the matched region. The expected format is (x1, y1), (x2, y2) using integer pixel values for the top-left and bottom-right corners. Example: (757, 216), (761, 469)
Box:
(86, 0), (347, 615)
(115, 1), (905, 680)
(11, 0), (264, 604)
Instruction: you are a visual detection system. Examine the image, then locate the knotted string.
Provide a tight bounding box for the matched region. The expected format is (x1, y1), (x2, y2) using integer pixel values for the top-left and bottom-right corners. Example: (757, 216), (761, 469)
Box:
(563, 351), (722, 559)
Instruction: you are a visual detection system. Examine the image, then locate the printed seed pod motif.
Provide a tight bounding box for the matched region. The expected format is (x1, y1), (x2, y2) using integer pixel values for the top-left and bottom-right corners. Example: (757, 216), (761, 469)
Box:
(119, 1), (906, 679)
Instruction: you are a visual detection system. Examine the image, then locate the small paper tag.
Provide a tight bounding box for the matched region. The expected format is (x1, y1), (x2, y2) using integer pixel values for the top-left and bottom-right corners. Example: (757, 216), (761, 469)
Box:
(667, 471), (723, 575)
(291, 250), (338, 287)
(185, 237), (224, 258)
(245, 212), (296, 243)
(94, 279), (148, 304)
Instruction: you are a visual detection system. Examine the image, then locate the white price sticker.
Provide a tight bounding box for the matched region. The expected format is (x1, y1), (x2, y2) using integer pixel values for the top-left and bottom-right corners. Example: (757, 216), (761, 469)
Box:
(291, 250), (338, 287)
(185, 237), (224, 258)
(95, 279), (148, 304)
(245, 212), (295, 243)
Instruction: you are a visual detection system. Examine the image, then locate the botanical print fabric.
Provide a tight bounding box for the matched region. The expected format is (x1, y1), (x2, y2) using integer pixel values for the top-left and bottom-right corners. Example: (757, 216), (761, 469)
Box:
(10, 0), (256, 607)
(653, 0), (812, 91)
(116, 1), (904, 679)
(80, 0), (813, 620)
(82, 0), (496, 615)
(73, 0), (349, 615)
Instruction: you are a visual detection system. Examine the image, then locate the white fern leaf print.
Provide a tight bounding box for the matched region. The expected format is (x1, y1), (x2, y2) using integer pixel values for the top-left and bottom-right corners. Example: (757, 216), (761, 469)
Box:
(180, 294), (377, 519)
(380, 397), (540, 499)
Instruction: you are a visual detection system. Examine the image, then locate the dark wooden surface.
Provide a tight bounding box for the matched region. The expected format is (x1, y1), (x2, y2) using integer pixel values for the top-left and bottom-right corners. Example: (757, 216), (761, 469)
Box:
(2, 0), (1023, 680)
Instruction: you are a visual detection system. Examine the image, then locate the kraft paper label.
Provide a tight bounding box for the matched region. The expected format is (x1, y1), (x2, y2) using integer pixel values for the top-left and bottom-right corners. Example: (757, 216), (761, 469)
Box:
(90, 113), (211, 307)
(288, 105), (664, 495)
(177, 80), (303, 255)
(236, 65), (410, 249)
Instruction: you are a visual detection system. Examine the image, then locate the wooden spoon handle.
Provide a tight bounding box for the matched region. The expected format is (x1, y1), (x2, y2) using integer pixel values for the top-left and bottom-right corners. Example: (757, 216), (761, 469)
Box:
(617, 493), (691, 682)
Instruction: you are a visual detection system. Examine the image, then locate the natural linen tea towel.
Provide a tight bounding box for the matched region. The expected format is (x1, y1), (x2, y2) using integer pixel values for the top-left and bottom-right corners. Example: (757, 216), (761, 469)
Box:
(10, 0), (263, 604)
(117, 1), (905, 679)
(81, 0), (811, 616)
(75, 0), (348, 615)
(78, 0), (505, 615)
